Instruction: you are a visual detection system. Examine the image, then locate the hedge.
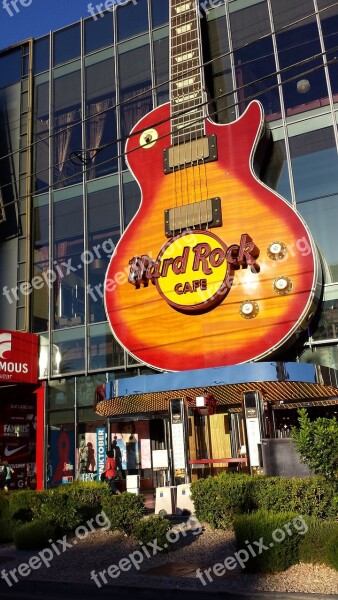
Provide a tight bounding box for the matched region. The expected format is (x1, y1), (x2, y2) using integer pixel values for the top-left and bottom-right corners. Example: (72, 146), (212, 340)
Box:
(233, 511), (304, 573)
(190, 473), (337, 529)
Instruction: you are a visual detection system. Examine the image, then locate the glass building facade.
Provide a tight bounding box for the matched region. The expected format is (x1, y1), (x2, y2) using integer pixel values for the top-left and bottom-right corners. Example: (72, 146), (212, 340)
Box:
(0, 0), (338, 486)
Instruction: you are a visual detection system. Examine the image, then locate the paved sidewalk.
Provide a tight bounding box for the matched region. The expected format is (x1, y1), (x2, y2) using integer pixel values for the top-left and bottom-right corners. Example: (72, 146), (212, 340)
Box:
(0, 580), (337, 600)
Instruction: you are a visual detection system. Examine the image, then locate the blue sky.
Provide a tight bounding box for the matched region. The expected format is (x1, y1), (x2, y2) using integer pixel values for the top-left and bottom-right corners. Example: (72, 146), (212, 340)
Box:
(0, 0), (95, 51)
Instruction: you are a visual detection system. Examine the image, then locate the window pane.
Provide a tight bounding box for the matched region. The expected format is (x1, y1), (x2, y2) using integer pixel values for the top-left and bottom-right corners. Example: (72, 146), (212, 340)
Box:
(206, 13), (235, 123)
(118, 42), (152, 168)
(53, 68), (83, 188)
(290, 126), (338, 282)
(230, 3), (280, 117)
(52, 327), (85, 374)
(33, 80), (49, 193)
(33, 37), (50, 74)
(48, 378), (75, 410)
(123, 175), (140, 227)
(85, 57), (118, 179)
(271, 1), (327, 116)
(151, 0), (169, 27)
(153, 33), (169, 105)
(117, 0), (148, 40)
(53, 190), (85, 329)
(319, 4), (338, 97)
(84, 12), (114, 54)
(32, 196), (49, 333)
(0, 49), (21, 89)
(89, 323), (125, 370)
(53, 24), (81, 66)
(87, 182), (120, 323)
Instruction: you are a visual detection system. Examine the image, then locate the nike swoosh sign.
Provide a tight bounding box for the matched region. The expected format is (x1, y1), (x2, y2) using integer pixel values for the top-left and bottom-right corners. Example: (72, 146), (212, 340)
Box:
(4, 445), (27, 457)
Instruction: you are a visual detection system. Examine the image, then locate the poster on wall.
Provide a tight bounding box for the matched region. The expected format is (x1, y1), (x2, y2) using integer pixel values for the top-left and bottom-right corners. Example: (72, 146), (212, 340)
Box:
(49, 430), (75, 485)
(77, 431), (98, 482)
(0, 399), (37, 490)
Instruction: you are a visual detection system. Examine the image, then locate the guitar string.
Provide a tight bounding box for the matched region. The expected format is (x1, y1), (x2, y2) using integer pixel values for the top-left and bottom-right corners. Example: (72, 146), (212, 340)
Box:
(0, 0), (335, 177)
(0, 52), (336, 204)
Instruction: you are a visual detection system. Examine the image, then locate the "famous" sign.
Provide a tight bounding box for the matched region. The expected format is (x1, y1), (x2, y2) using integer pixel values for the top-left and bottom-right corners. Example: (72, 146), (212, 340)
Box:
(0, 330), (38, 384)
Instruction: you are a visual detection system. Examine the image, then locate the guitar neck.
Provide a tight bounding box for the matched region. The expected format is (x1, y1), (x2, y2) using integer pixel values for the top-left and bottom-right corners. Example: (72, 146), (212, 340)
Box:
(170, 0), (206, 144)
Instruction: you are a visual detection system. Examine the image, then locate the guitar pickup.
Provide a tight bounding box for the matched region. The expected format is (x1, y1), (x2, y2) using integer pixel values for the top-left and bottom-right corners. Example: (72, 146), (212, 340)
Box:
(163, 135), (217, 174)
(164, 197), (222, 238)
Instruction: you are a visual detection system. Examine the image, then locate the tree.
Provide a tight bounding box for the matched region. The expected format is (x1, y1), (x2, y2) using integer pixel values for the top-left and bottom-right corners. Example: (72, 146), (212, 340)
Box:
(290, 408), (338, 479)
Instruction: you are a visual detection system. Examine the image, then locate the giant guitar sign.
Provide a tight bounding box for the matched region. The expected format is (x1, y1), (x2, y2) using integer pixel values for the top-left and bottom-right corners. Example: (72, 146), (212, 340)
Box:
(104, 0), (321, 372)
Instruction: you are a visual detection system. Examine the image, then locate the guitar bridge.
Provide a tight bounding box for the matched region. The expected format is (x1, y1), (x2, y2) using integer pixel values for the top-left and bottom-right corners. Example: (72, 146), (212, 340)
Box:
(163, 135), (217, 174)
(164, 197), (222, 238)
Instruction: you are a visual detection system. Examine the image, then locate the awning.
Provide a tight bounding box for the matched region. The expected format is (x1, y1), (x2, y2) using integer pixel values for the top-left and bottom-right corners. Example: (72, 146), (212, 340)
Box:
(95, 362), (338, 417)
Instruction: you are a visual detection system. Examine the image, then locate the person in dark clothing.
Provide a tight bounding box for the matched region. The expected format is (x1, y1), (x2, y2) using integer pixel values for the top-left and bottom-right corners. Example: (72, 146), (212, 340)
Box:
(104, 450), (121, 495)
(112, 436), (125, 479)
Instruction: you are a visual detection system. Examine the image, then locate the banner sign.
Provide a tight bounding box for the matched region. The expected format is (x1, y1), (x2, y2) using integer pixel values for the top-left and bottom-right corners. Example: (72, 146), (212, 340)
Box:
(0, 330), (38, 384)
(96, 427), (106, 482)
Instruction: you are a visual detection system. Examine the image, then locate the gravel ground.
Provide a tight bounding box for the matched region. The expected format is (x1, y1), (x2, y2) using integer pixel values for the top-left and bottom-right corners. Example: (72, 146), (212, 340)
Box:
(0, 522), (337, 595)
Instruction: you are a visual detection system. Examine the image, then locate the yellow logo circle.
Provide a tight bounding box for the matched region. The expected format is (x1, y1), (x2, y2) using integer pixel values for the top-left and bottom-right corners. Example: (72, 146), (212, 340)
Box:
(155, 230), (232, 314)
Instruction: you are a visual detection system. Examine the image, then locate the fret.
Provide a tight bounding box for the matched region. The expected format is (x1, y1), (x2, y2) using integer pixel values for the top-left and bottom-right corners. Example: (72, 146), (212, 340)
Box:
(173, 1), (192, 14)
(170, 0), (205, 142)
(173, 51), (195, 63)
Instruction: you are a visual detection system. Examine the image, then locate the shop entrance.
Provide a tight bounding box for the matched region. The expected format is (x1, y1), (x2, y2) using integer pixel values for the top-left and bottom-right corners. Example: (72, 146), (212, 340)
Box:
(0, 385), (38, 490)
(109, 417), (169, 492)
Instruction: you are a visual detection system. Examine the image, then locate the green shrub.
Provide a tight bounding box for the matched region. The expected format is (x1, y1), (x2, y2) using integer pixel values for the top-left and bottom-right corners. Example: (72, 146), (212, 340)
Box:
(133, 515), (171, 551)
(326, 531), (338, 571)
(13, 520), (58, 551)
(0, 493), (9, 519)
(190, 473), (336, 529)
(7, 490), (48, 523)
(0, 517), (15, 543)
(102, 492), (146, 536)
(299, 517), (338, 565)
(190, 473), (256, 529)
(234, 511), (304, 573)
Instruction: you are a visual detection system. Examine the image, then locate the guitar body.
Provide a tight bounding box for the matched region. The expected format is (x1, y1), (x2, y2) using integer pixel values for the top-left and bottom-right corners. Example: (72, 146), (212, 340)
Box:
(105, 101), (320, 371)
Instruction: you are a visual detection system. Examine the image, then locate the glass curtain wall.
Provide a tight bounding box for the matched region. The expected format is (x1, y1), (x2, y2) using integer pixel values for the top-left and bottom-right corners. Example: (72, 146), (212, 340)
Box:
(30, 0), (338, 378)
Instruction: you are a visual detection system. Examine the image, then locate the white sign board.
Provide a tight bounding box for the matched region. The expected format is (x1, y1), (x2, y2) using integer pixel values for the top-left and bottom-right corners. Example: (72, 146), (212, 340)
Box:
(152, 449), (169, 469)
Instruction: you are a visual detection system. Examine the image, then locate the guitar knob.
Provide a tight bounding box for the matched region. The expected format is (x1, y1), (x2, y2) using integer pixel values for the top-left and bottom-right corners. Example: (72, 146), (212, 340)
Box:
(139, 128), (158, 149)
(273, 276), (292, 295)
(240, 300), (259, 319)
(267, 242), (287, 261)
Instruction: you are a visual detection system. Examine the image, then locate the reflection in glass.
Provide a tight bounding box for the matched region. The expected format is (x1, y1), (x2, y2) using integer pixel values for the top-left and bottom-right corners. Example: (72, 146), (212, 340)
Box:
(153, 34), (169, 105)
(85, 57), (118, 179)
(84, 12), (114, 54)
(230, 3), (280, 117)
(53, 192), (85, 329)
(89, 323), (125, 370)
(123, 175), (140, 228)
(206, 14), (235, 124)
(290, 126), (338, 281)
(32, 196), (49, 332)
(33, 80), (49, 192)
(52, 327), (85, 375)
(319, 6), (338, 96)
(117, 0), (148, 40)
(273, 10), (327, 115)
(33, 37), (50, 74)
(118, 42), (152, 168)
(151, 0), (169, 27)
(87, 181), (120, 323)
(53, 23), (81, 66)
(53, 68), (83, 188)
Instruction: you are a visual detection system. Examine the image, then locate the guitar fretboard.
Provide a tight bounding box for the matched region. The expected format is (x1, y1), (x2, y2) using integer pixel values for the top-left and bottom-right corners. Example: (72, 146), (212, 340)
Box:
(170, 0), (205, 144)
